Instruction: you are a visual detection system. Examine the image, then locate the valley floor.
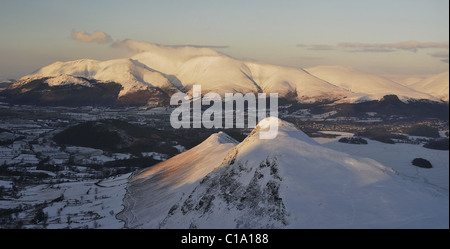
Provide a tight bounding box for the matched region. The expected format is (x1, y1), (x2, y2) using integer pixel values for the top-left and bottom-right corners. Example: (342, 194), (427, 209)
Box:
(0, 173), (130, 228)
(1, 132), (448, 229)
(0, 104), (448, 229)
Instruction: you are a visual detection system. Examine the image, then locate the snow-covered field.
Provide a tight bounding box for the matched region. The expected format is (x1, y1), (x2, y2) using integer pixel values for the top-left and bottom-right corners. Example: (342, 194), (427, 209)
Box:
(0, 173), (130, 229)
(314, 132), (449, 191)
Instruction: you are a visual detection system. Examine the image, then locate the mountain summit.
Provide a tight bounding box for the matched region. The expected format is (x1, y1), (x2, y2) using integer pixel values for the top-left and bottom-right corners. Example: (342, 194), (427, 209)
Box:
(6, 42), (446, 106)
(118, 118), (448, 228)
(6, 44), (350, 105)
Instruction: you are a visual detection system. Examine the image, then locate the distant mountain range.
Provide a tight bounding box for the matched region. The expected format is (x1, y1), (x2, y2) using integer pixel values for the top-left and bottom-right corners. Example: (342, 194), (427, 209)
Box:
(1, 43), (448, 106)
(384, 71), (449, 102)
(306, 66), (445, 102)
(117, 117), (449, 228)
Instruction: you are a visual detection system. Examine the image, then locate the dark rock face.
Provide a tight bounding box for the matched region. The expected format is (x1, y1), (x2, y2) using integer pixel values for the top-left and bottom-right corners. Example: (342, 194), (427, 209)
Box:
(160, 156), (289, 229)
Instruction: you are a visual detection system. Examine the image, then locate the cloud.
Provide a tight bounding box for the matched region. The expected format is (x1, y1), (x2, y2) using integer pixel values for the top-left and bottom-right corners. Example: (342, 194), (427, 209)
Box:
(307, 44), (335, 51)
(347, 48), (395, 53)
(296, 44), (335, 51)
(111, 39), (157, 52)
(69, 29), (230, 53)
(71, 30), (112, 44)
(429, 51), (449, 58)
(428, 51), (449, 64)
(170, 44), (230, 49)
(338, 41), (449, 53)
(298, 41), (449, 53)
(112, 39), (229, 53)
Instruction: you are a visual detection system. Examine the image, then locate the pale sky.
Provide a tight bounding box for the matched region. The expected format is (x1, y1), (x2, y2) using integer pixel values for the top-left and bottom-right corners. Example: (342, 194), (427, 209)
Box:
(0, 0), (448, 79)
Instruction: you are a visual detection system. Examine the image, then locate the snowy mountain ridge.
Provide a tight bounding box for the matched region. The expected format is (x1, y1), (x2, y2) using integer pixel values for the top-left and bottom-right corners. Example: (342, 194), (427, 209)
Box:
(117, 131), (238, 228)
(306, 65), (440, 103)
(8, 43), (447, 104)
(398, 71), (449, 102)
(118, 117), (449, 229)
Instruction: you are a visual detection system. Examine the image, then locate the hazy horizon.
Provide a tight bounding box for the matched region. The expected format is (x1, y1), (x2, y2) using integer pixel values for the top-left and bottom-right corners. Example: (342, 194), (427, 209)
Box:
(0, 0), (448, 79)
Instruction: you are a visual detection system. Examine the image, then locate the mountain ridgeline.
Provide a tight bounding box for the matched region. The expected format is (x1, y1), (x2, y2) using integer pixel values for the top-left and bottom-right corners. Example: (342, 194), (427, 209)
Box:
(0, 76), (171, 106)
(0, 43), (448, 119)
(117, 118), (449, 228)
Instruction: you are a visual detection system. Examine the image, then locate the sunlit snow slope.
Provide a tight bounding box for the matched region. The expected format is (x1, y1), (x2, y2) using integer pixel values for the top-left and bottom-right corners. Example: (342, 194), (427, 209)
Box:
(7, 43), (347, 103)
(117, 132), (238, 228)
(306, 66), (437, 102)
(397, 72), (449, 102)
(16, 58), (175, 96)
(119, 118), (448, 229)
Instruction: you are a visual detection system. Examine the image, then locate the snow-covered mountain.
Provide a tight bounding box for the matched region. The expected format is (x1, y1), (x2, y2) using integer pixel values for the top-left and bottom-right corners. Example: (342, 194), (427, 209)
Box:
(118, 117), (448, 228)
(14, 58), (178, 96)
(8, 44), (348, 104)
(117, 131), (238, 228)
(131, 49), (349, 102)
(305, 66), (438, 103)
(389, 71), (449, 102)
(5, 43), (446, 105)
